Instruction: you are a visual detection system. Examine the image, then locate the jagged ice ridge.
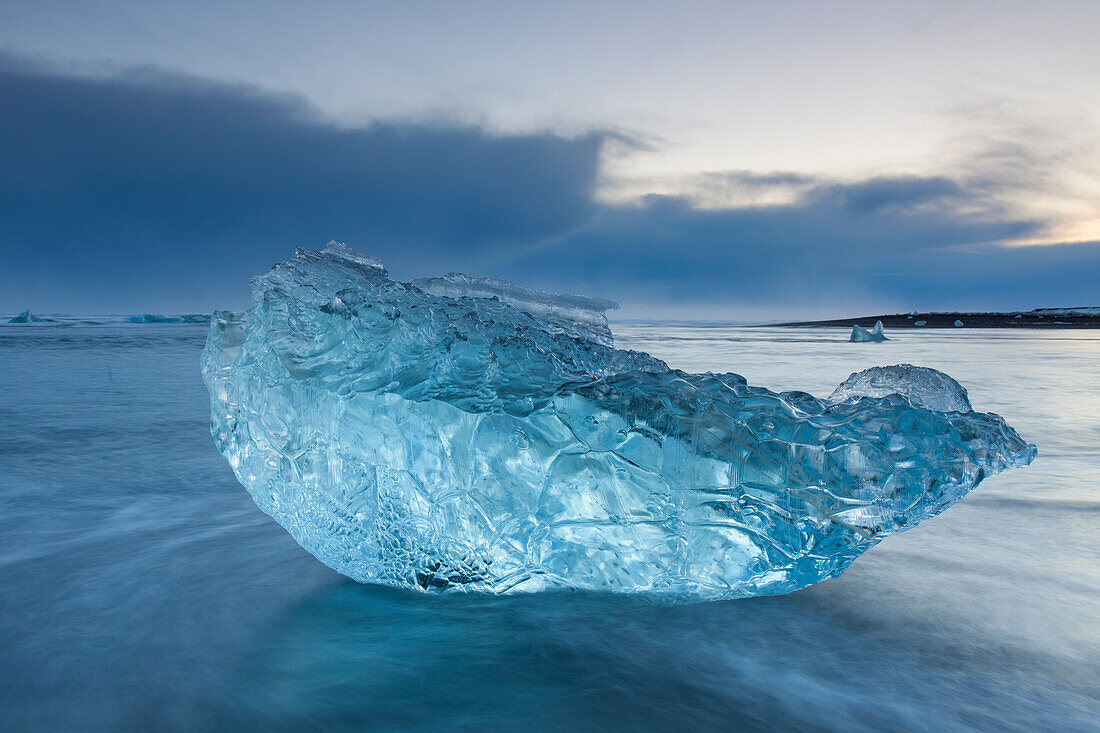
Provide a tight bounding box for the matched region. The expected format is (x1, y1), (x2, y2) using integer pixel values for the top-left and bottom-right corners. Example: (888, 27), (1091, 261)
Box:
(202, 243), (1035, 599)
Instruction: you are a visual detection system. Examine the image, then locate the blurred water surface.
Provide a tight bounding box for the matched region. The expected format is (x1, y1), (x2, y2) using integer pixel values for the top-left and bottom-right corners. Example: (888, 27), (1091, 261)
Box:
(0, 323), (1097, 731)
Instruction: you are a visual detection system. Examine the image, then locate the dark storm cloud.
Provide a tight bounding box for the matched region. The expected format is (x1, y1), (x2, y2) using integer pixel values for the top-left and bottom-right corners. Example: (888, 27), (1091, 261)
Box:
(0, 55), (603, 311)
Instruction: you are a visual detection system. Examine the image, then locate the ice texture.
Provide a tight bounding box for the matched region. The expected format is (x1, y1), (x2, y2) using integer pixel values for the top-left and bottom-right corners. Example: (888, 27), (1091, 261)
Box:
(850, 320), (888, 342)
(201, 243), (1036, 599)
(410, 273), (618, 348)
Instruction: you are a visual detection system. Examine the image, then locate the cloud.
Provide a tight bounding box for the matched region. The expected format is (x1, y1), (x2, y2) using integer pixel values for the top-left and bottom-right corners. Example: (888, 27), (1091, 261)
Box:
(811, 176), (967, 214)
(0, 55), (605, 311)
(497, 171), (1093, 315)
(1, 54), (1096, 317)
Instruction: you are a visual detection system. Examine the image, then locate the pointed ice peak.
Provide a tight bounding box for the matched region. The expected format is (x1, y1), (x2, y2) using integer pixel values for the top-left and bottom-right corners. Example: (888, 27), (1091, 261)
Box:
(850, 320), (888, 342)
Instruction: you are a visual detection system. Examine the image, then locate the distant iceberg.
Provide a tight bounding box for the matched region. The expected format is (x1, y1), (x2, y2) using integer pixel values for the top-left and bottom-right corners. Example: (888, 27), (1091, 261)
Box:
(202, 243), (1035, 600)
(7, 309), (51, 323)
(1030, 307), (1100, 316)
(4, 311), (214, 326)
(128, 314), (210, 324)
(850, 320), (888, 342)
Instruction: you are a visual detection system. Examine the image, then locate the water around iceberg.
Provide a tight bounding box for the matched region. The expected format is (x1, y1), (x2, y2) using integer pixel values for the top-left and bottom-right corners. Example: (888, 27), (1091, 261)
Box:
(202, 243), (1035, 599)
(4, 320), (1097, 730)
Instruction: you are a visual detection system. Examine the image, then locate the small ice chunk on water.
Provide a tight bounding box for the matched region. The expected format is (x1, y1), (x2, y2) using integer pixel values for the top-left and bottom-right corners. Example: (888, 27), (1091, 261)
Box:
(8, 309), (47, 323)
(955, 320), (965, 327)
(850, 320), (888, 342)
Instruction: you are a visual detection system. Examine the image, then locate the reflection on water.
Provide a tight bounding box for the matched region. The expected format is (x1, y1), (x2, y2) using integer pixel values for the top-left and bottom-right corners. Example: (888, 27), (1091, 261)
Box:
(219, 565), (1097, 733)
(0, 324), (1097, 731)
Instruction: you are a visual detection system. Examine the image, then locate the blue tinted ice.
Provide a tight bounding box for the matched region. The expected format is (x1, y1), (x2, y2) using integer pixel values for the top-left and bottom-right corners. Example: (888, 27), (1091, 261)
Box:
(850, 320), (888, 342)
(201, 243), (1035, 599)
(410, 272), (619, 347)
(8, 309), (50, 323)
(830, 364), (973, 413)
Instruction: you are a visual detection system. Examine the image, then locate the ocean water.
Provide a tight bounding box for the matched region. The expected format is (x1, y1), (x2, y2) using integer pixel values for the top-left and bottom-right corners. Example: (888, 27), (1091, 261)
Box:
(1, 323), (1097, 732)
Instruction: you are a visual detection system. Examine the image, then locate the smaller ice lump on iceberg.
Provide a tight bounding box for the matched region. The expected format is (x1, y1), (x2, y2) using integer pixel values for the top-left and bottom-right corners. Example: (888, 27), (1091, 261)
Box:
(830, 364), (972, 413)
(202, 243), (1035, 600)
(410, 273), (619, 348)
(850, 320), (888, 342)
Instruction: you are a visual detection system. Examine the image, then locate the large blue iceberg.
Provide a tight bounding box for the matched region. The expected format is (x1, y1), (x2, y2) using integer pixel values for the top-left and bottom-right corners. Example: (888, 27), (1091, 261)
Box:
(202, 243), (1035, 599)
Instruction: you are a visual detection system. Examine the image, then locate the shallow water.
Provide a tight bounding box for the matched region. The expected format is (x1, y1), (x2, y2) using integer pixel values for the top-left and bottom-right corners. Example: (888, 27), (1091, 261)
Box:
(1, 323), (1097, 731)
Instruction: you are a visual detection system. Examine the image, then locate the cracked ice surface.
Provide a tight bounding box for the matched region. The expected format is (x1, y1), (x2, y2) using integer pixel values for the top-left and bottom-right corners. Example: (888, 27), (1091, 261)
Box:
(202, 243), (1035, 599)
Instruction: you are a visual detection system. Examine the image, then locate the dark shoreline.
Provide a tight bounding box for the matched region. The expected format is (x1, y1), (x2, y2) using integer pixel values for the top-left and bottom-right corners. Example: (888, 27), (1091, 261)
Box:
(766, 308), (1100, 329)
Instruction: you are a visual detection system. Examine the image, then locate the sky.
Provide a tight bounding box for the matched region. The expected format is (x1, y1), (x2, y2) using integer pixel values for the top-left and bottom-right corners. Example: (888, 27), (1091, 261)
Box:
(1, 0), (1098, 319)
